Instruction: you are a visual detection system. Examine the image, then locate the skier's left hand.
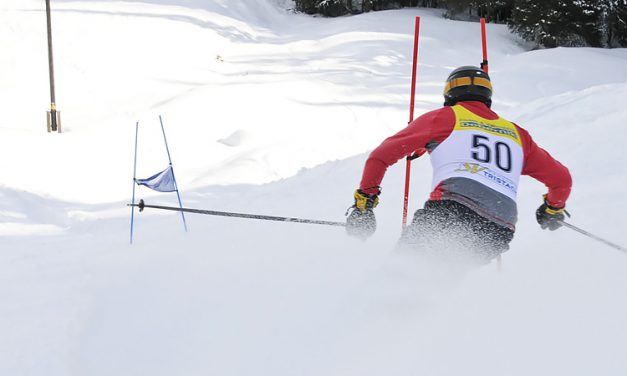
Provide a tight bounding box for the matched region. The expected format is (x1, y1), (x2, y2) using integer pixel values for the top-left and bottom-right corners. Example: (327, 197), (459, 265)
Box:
(346, 189), (379, 239)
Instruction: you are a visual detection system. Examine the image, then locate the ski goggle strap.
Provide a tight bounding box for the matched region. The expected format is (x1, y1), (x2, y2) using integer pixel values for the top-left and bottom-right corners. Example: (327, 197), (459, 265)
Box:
(443, 76), (492, 95)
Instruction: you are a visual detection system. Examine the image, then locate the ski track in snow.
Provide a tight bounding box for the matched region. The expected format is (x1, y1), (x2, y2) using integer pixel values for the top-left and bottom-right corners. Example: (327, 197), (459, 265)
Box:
(1, 1), (627, 375)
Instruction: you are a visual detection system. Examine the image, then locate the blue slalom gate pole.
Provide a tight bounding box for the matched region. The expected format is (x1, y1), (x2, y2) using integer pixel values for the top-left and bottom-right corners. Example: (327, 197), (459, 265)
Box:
(130, 121), (139, 244)
(159, 115), (188, 232)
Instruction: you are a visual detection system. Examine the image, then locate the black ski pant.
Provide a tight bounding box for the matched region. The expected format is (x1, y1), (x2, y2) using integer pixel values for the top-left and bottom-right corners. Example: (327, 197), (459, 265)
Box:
(399, 200), (515, 264)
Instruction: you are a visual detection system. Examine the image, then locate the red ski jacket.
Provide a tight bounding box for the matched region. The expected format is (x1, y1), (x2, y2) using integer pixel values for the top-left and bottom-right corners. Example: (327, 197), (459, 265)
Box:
(359, 101), (572, 229)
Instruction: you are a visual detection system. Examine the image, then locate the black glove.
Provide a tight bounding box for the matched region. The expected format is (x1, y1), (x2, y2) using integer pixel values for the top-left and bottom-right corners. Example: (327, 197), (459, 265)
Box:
(536, 196), (569, 231)
(346, 189), (379, 240)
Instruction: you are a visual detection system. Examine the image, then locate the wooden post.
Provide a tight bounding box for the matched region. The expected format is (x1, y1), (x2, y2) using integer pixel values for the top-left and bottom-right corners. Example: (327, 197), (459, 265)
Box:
(45, 0), (61, 133)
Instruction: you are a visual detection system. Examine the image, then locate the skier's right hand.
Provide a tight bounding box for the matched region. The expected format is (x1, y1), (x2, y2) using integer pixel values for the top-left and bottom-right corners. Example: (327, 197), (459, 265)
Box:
(346, 189), (378, 240)
(536, 195), (569, 231)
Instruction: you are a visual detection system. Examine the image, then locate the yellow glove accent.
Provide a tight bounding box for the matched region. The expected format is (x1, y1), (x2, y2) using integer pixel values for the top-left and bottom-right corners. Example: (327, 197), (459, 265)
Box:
(542, 194), (566, 215)
(354, 189), (379, 211)
(545, 206), (566, 215)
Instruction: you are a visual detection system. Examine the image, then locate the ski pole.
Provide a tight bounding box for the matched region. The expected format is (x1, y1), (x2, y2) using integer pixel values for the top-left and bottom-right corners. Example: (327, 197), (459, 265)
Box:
(129, 199), (346, 227)
(558, 220), (627, 254)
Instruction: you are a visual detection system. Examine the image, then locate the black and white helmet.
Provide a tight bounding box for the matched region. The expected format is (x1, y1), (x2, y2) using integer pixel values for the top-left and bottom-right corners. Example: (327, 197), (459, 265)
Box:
(443, 66), (492, 107)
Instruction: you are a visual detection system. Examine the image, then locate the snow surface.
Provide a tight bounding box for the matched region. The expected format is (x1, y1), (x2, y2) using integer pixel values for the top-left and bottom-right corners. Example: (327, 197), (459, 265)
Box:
(1, 1), (627, 375)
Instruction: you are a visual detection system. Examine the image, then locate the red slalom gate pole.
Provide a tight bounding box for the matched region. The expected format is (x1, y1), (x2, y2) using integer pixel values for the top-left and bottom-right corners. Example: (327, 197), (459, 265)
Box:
(480, 17), (500, 269)
(408, 17), (420, 124)
(480, 18), (489, 73)
(402, 16), (421, 231)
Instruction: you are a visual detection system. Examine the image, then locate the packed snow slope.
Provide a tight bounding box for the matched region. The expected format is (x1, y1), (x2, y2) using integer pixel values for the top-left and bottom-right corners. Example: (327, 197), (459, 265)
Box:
(1, 1), (627, 375)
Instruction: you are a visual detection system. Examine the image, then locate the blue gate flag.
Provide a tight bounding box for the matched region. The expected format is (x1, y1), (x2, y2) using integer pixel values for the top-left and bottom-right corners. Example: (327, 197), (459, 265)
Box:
(136, 166), (176, 192)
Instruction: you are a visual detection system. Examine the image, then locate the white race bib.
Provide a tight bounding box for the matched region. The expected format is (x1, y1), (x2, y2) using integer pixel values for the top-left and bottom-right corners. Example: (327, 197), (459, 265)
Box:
(430, 105), (524, 201)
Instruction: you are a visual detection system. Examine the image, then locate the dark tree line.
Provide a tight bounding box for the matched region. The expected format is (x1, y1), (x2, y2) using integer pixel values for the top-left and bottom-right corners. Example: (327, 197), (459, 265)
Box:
(294, 1), (443, 16)
(294, 0), (627, 48)
(508, 0), (627, 47)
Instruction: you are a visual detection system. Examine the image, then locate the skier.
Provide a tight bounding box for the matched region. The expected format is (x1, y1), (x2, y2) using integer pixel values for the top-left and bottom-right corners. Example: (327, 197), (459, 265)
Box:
(346, 66), (572, 262)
